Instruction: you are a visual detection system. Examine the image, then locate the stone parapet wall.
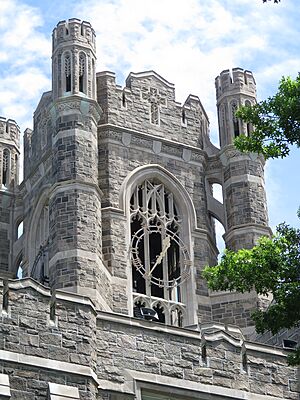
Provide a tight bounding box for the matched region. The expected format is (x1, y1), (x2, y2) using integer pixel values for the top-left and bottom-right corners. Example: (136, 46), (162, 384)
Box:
(97, 71), (209, 148)
(0, 279), (298, 400)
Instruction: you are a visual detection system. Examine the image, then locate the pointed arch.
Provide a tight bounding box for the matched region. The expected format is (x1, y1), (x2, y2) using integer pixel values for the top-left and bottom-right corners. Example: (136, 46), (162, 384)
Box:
(2, 148), (10, 188)
(230, 99), (240, 138)
(120, 164), (197, 327)
(120, 164), (197, 231)
(27, 187), (51, 284)
(79, 51), (87, 94)
(63, 51), (72, 93)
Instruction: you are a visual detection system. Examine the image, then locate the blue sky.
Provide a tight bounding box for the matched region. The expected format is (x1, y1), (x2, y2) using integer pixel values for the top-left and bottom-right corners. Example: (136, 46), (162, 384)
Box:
(0, 0), (299, 238)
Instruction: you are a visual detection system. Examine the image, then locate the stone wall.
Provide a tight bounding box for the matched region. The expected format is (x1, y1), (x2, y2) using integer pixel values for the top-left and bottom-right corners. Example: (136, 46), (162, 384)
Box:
(0, 279), (298, 400)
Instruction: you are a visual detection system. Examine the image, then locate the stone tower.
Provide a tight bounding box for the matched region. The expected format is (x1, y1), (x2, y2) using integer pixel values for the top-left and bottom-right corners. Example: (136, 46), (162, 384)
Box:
(0, 117), (20, 275)
(0, 20), (298, 400)
(215, 68), (271, 251)
(21, 19), (103, 302)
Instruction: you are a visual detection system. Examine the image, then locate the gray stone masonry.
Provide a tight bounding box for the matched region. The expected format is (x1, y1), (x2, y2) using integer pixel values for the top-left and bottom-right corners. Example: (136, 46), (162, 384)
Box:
(1, 18), (297, 400)
(0, 279), (298, 399)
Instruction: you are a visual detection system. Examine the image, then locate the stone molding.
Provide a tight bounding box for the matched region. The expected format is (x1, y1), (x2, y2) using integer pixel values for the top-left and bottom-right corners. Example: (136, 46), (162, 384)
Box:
(98, 123), (205, 155)
(0, 374), (10, 398)
(48, 383), (80, 400)
(0, 350), (98, 384)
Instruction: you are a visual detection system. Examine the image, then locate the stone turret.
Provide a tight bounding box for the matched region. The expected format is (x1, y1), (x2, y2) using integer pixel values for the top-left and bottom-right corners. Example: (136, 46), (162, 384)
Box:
(0, 117), (20, 276)
(215, 68), (256, 148)
(46, 19), (103, 301)
(52, 18), (97, 100)
(215, 68), (270, 251)
(0, 117), (20, 190)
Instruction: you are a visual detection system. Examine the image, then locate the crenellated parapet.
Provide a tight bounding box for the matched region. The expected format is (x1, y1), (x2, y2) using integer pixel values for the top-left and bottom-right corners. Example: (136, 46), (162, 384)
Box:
(0, 117), (20, 149)
(52, 18), (96, 52)
(97, 70), (209, 148)
(52, 18), (97, 100)
(215, 67), (256, 101)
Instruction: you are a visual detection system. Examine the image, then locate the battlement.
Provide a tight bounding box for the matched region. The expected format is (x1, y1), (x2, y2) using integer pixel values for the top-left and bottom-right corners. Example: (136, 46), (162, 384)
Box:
(215, 67), (256, 99)
(0, 116), (20, 148)
(52, 18), (96, 52)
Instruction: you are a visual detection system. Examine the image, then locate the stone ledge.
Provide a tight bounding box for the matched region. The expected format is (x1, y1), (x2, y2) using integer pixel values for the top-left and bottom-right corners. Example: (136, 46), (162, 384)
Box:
(126, 369), (286, 400)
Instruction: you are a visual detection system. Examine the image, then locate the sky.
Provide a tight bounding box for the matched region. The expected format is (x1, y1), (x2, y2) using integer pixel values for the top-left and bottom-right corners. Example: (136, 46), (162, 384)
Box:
(0, 0), (299, 243)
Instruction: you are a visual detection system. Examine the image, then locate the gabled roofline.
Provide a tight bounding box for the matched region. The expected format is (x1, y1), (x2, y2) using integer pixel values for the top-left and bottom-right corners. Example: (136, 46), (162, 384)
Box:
(125, 70), (175, 89)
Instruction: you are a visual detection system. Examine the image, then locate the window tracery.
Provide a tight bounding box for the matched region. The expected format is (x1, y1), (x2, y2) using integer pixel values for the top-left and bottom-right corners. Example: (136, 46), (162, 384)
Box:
(64, 53), (71, 92)
(79, 53), (85, 93)
(2, 149), (10, 188)
(130, 179), (188, 326)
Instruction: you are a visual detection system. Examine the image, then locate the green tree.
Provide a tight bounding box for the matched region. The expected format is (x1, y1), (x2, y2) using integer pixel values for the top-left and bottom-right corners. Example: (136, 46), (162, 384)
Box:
(203, 221), (300, 365)
(204, 74), (300, 365)
(235, 75), (300, 159)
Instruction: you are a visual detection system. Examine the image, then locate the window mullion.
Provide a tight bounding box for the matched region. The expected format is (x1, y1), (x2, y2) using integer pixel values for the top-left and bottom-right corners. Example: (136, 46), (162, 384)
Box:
(144, 223), (151, 296)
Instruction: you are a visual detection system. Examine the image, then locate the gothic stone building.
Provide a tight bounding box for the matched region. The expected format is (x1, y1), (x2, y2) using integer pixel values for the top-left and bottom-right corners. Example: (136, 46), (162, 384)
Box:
(0, 18), (298, 400)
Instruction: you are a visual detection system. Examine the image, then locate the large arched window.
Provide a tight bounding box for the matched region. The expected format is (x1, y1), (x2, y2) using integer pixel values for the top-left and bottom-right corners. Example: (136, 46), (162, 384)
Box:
(130, 179), (190, 326)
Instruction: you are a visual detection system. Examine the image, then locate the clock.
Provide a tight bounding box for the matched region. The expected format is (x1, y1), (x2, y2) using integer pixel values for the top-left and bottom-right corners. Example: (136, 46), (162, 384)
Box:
(131, 224), (191, 289)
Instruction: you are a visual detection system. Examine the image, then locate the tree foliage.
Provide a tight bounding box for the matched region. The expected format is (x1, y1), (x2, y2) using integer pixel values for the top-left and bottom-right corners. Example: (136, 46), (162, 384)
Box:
(235, 75), (300, 159)
(203, 222), (300, 365)
(262, 0), (281, 3)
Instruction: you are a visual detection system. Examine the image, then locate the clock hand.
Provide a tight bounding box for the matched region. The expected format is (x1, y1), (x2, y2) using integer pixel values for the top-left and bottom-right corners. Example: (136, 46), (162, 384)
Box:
(148, 236), (171, 276)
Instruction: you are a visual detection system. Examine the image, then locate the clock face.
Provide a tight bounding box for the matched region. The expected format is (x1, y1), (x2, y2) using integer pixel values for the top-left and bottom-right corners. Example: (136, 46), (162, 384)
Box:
(131, 223), (191, 289)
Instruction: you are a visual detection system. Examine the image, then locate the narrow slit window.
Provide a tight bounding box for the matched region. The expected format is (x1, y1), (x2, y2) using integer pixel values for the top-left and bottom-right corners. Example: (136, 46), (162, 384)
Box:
(122, 91), (126, 108)
(182, 109), (186, 125)
(150, 102), (159, 125)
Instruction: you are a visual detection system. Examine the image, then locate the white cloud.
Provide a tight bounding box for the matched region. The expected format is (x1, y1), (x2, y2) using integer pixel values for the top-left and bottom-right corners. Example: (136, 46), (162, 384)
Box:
(0, 0), (299, 229)
(0, 0), (50, 128)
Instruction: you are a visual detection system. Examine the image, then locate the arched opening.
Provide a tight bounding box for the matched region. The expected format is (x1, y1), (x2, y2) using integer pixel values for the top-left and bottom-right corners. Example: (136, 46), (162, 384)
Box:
(2, 149), (10, 189)
(130, 180), (184, 302)
(30, 202), (50, 285)
(212, 183), (223, 204)
(231, 101), (240, 138)
(245, 100), (252, 136)
(213, 217), (226, 261)
(79, 52), (86, 93)
(16, 220), (24, 240)
(15, 253), (24, 279)
(64, 52), (71, 92)
(122, 164), (197, 327)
